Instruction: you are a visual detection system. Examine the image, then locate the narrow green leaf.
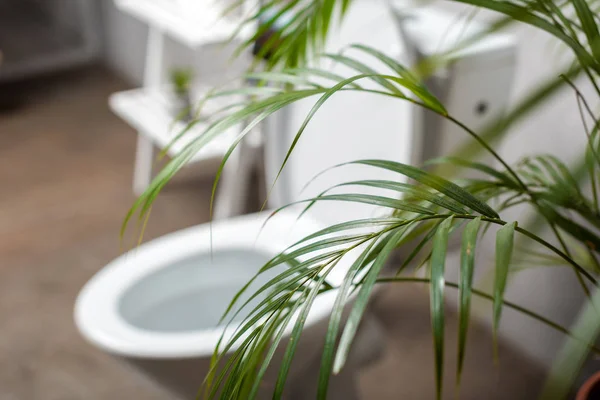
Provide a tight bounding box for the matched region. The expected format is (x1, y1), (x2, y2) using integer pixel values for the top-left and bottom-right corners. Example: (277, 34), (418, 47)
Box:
(294, 217), (405, 245)
(333, 226), (408, 373)
(539, 286), (600, 400)
(212, 295), (294, 373)
(324, 54), (405, 95)
(320, 0), (336, 41)
(220, 234), (370, 323)
(340, 0), (352, 17)
(244, 71), (323, 88)
(272, 193), (438, 217)
(318, 180), (469, 214)
(273, 269), (332, 398)
(318, 237), (384, 399)
(347, 159), (500, 218)
(349, 43), (420, 83)
(284, 67), (362, 89)
(493, 221), (517, 361)
(425, 156), (519, 188)
(206, 326), (261, 399)
(346, 44), (447, 113)
(430, 216), (453, 400)
(457, 217), (481, 390)
(538, 205), (600, 253)
(573, 0), (600, 60)
(451, 0), (597, 72)
(266, 74), (405, 213)
(397, 221), (441, 274)
(223, 261), (331, 332)
(247, 299), (302, 399)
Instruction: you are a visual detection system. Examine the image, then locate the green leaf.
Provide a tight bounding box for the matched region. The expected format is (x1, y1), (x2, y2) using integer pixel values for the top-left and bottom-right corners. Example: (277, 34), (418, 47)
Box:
(345, 159), (500, 218)
(538, 205), (600, 253)
(451, 0), (597, 72)
(347, 44), (447, 113)
(320, 0), (336, 41)
(349, 43), (420, 83)
(317, 239), (381, 399)
(206, 326), (262, 399)
(246, 300), (301, 399)
(397, 221), (441, 274)
(457, 217), (481, 390)
(340, 0), (352, 17)
(244, 71), (323, 88)
(539, 286), (600, 400)
(425, 156), (519, 188)
(220, 233), (371, 322)
(284, 67), (363, 89)
(572, 0), (600, 60)
(211, 294), (294, 374)
(430, 216), (453, 400)
(274, 193), (439, 216)
(316, 180), (469, 214)
(294, 217), (405, 245)
(222, 258), (332, 331)
(493, 221), (517, 361)
(265, 73), (407, 212)
(333, 226), (408, 373)
(273, 268), (332, 398)
(324, 53), (405, 96)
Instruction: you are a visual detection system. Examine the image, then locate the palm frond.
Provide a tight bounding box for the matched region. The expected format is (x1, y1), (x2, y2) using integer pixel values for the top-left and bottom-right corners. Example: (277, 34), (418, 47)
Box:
(539, 285), (600, 399)
(429, 216), (453, 400)
(457, 216), (482, 390)
(231, 0), (352, 69)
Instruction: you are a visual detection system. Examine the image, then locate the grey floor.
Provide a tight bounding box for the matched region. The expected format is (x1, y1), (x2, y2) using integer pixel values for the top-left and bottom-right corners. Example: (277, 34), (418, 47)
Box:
(0, 67), (545, 399)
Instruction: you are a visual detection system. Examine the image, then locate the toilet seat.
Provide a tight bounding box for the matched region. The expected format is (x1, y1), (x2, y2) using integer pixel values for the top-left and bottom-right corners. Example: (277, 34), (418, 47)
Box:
(75, 210), (354, 359)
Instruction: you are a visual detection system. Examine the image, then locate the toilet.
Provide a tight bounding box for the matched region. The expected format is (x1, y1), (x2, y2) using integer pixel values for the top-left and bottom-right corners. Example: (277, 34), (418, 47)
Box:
(75, 2), (516, 399)
(75, 211), (384, 399)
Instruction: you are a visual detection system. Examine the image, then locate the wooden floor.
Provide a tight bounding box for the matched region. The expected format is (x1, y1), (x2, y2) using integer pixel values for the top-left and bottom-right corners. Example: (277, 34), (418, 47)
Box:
(0, 66), (544, 399)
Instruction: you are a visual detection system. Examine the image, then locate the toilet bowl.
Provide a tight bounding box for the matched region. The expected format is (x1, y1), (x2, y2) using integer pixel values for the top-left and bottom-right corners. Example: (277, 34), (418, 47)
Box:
(75, 2), (517, 399)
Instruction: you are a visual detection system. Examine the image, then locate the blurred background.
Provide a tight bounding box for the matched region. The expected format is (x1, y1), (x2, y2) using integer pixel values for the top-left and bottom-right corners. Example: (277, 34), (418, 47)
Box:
(0, 0), (592, 398)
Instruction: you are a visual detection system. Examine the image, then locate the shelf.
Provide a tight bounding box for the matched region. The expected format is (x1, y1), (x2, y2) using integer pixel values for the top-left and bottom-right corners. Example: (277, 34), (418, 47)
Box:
(109, 87), (241, 164)
(114, 0), (254, 47)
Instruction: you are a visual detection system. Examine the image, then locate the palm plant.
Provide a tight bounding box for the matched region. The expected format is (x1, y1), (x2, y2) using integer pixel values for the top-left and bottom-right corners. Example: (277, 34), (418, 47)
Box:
(170, 67), (194, 122)
(124, 0), (600, 398)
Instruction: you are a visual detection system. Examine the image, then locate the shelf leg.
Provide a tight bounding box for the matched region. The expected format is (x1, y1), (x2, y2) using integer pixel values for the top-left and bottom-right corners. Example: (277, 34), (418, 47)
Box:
(133, 133), (154, 196)
(144, 27), (165, 91)
(212, 136), (260, 220)
(131, 27), (164, 195)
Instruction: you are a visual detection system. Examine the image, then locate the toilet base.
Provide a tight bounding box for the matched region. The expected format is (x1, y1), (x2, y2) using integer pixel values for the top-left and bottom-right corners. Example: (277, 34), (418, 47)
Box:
(120, 312), (385, 399)
(289, 357), (361, 400)
(288, 313), (385, 400)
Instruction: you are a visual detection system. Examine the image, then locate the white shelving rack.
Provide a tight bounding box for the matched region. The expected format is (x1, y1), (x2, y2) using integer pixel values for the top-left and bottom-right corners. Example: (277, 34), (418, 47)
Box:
(110, 0), (258, 212)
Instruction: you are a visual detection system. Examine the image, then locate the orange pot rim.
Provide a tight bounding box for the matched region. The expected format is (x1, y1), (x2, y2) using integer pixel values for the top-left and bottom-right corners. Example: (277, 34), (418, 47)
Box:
(577, 371), (600, 400)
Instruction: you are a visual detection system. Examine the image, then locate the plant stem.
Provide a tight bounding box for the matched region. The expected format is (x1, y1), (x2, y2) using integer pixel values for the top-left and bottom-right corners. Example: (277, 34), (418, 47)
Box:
(395, 214), (598, 286)
(446, 115), (529, 191)
(375, 276), (600, 355)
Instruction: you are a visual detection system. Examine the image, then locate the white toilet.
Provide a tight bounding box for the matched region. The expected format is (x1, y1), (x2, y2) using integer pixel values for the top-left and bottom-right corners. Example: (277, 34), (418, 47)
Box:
(75, 210), (385, 399)
(75, 2), (516, 399)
